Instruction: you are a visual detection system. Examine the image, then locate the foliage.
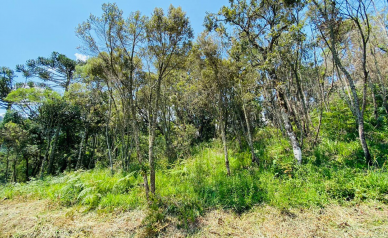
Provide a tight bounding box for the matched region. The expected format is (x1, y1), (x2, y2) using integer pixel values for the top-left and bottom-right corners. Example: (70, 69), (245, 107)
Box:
(1, 0), (388, 234)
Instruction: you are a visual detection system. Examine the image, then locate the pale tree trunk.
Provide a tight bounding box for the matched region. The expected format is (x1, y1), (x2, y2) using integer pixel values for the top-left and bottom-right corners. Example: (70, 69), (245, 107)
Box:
(331, 42), (371, 165)
(272, 69), (302, 164)
(313, 0), (372, 165)
(281, 109), (302, 164)
(278, 89), (302, 164)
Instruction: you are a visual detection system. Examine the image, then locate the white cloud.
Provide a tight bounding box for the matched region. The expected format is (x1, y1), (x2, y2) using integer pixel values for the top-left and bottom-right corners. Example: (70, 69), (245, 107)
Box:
(75, 53), (89, 62)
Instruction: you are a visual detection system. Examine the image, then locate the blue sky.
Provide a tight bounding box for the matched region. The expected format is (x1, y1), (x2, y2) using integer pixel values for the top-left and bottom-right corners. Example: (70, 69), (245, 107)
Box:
(0, 0), (228, 115)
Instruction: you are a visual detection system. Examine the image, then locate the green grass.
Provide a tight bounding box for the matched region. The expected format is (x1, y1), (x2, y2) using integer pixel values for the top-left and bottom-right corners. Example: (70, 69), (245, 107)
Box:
(2, 137), (388, 214)
(0, 169), (146, 210)
(2, 119), (388, 234)
(1, 136), (388, 237)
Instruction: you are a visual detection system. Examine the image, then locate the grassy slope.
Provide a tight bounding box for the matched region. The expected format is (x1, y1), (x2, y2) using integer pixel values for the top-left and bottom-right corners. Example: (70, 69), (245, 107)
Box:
(2, 123), (388, 237)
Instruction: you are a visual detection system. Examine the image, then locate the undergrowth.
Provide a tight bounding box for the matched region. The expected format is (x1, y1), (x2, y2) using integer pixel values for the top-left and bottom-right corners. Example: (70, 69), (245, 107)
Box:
(1, 142), (388, 208)
(1, 126), (388, 235)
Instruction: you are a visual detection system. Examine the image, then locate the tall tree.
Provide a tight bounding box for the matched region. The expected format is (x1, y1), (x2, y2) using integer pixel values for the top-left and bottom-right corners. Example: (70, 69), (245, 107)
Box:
(145, 5), (193, 193)
(77, 3), (151, 197)
(196, 32), (231, 175)
(310, 0), (373, 165)
(20, 52), (77, 92)
(207, 0), (304, 164)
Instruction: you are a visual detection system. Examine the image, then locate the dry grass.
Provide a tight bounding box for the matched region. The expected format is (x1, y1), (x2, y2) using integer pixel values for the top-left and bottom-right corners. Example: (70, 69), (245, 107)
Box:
(0, 199), (145, 238)
(193, 202), (388, 238)
(1, 199), (387, 238)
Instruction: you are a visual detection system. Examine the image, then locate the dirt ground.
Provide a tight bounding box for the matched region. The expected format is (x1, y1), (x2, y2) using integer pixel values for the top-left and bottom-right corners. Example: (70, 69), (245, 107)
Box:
(1, 199), (387, 237)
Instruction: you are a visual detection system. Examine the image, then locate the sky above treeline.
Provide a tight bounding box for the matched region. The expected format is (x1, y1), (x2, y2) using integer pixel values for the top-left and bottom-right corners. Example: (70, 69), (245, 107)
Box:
(0, 0), (229, 115)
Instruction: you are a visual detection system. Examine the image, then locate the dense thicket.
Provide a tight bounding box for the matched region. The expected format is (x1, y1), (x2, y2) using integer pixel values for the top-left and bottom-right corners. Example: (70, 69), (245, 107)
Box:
(1, 0), (388, 201)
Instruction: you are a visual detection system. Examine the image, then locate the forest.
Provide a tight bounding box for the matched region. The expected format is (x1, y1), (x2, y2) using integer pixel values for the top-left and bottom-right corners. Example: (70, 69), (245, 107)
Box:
(1, 0), (388, 236)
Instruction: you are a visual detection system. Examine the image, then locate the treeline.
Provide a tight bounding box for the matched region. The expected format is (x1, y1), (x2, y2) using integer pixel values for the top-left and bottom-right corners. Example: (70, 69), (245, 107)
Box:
(1, 0), (388, 198)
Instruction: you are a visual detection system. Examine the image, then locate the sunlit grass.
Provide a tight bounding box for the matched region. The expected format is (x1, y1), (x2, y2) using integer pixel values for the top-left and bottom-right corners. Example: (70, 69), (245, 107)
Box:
(2, 135), (388, 217)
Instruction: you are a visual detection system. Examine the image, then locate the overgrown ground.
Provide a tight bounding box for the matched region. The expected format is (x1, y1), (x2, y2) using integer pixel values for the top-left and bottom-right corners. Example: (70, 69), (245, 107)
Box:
(1, 198), (387, 237)
(2, 124), (388, 237)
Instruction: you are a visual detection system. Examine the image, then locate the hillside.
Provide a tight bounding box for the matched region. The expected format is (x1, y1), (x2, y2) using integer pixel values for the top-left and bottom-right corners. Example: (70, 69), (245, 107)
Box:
(1, 139), (388, 237)
(2, 0), (388, 237)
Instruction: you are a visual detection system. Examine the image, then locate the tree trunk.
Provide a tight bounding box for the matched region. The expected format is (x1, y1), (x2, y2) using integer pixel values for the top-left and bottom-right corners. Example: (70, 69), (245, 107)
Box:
(88, 135), (96, 169)
(314, 0), (372, 165)
(313, 102), (324, 148)
(292, 63), (310, 134)
(242, 102), (258, 164)
(148, 117), (157, 194)
(25, 154), (29, 181)
(64, 72), (73, 92)
(128, 59), (149, 199)
(331, 43), (371, 165)
(369, 82), (378, 121)
(219, 92), (231, 176)
(77, 127), (89, 170)
(106, 96), (114, 175)
(149, 73), (164, 194)
(233, 121), (242, 150)
(371, 48), (388, 116)
(32, 150), (42, 177)
(47, 127), (60, 174)
(278, 89), (302, 164)
(220, 119), (231, 176)
(131, 107), (149, 197)
(40, 132), (53, 179)
(143, 173), (150, 201)
(13, 154), (17, 183)
(5, 149), (9, 183)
